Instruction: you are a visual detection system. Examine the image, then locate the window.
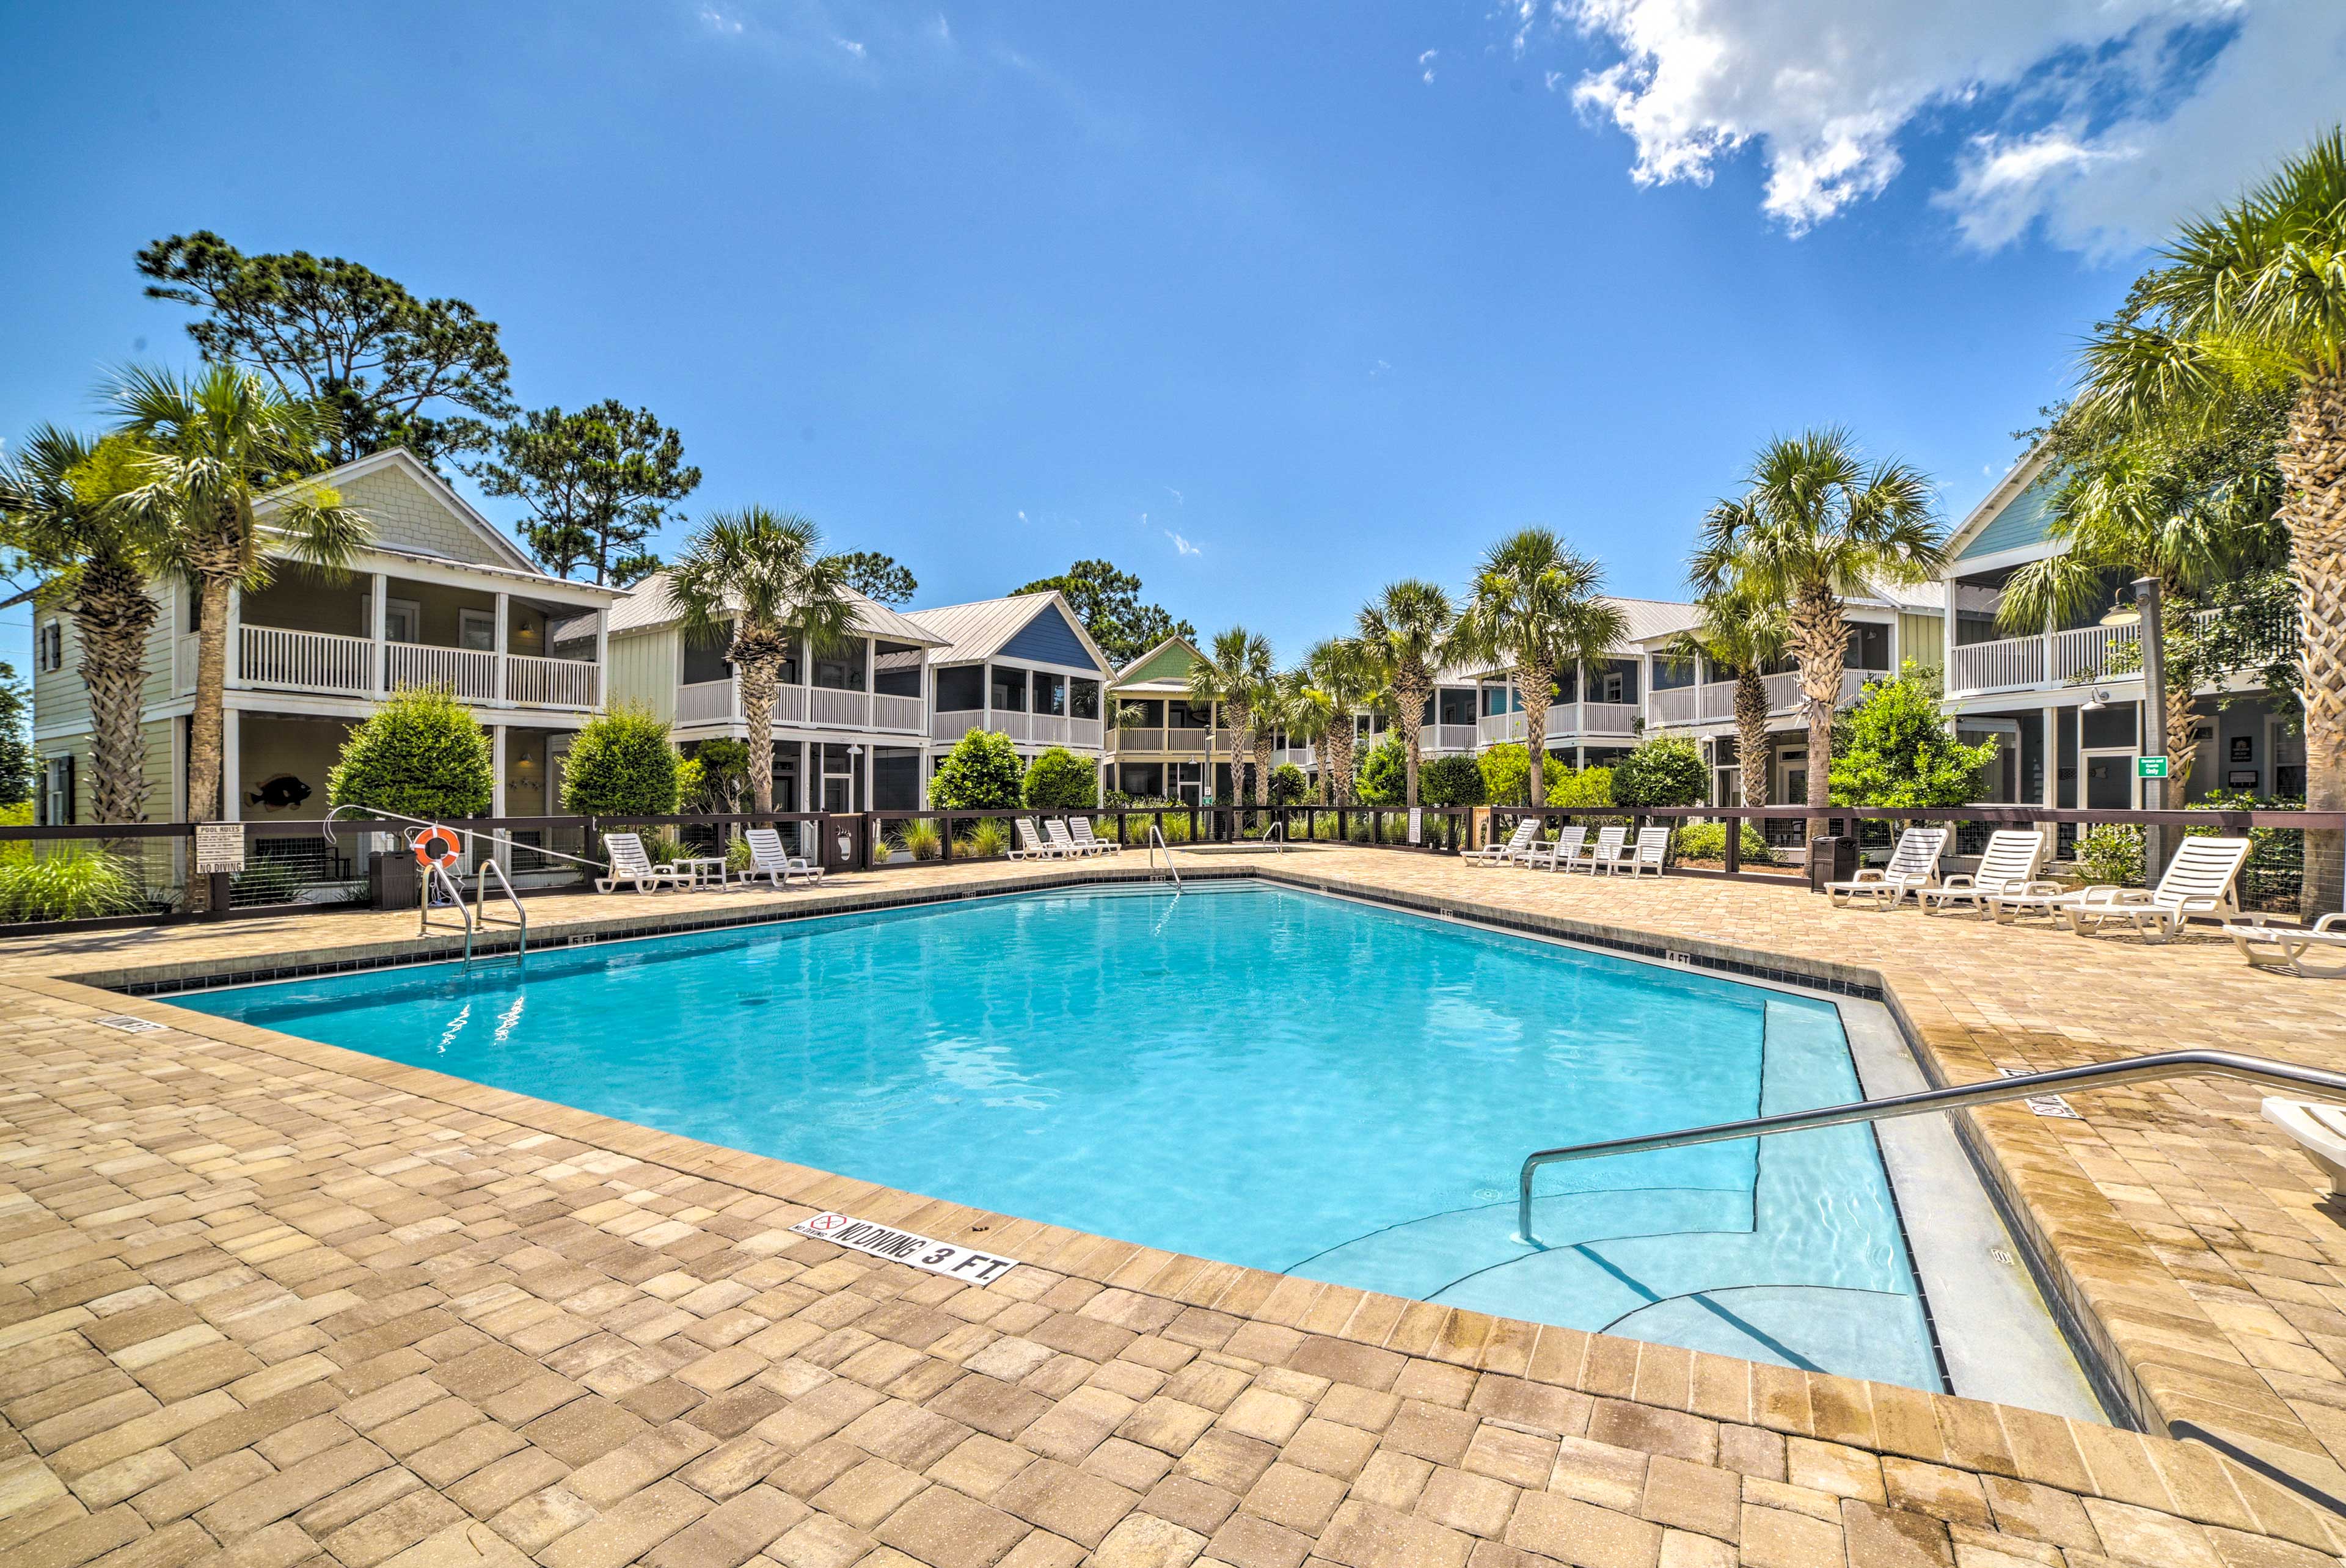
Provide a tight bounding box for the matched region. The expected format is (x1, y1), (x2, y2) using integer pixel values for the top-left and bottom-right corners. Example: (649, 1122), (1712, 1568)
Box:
(990, 665), (1028, 712)
(1845, 621), (1890, 670)
(459, 609), (497, 652)
(1438, 688), (1476, 726)
(40, 756), (73, 826)
(872, 641), (923, 698)
(1129, 698), (1164, 727)
(813, 640), (867, 691)
(384, 599), (422, 644)
(818, 742), (860, 812)
(1481, 685), (1513, 717)
(1117, 762), (1164, 798)
(935, 665), (984, 712)
(1651, 656), (1697, 691)
(1072, 679), (1100, 720)
(36, 621), (62, 673)
(1032, 672), (1066, 717)
(1168, 699), (1211, 729)
(872, 746), (921, 810)
(682, 624), (734, 685)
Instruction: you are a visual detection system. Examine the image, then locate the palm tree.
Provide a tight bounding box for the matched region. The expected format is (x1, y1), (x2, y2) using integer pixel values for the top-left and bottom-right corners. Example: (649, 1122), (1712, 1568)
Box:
(1357, 580), (1453, 808)
(1186, 628), (1271, 808)
(0, 429), (165, 823)
(109, 365), (368, 858)
(667, 508), (857, 812)
(1296, 638), (1378, 805)
(1668, 585), (1788, 806)
(1996, 410), (2286, 787)
(1690, 429), (1943, 837)
(1248, 666), (1290, 816)
(1446, 530), (1627, 809)
(2071, 128), (2346, 908)
(1279, 665), (1335, 806)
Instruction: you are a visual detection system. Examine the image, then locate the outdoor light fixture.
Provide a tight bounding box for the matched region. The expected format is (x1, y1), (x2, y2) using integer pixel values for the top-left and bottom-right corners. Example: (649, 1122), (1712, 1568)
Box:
(2082, 689), (2110, 712)
(2099, 591), (2143, 628)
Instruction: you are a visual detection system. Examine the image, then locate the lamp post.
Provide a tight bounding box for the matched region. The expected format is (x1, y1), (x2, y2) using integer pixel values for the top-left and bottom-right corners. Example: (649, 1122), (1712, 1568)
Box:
(2102, 578), (2169, 878)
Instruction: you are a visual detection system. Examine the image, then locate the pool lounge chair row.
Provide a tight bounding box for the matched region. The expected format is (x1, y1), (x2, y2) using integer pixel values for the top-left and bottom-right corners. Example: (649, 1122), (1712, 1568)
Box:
(595, 829), (824, 893)
(1465, 822), (1670, 877)
(1824, 825), (2282, 951)
(1012, 817), (1122, 860)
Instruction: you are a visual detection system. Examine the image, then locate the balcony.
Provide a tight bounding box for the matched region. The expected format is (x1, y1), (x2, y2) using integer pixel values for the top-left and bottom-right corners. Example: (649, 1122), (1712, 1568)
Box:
(235, 625), (601, 709)
(935, 709), (1104, 748)
(676, 677), (923, 734)
(1475, 701), (1641, 747)
(1945, 608), (2292, 699)
(1105, 727), (1217, 755)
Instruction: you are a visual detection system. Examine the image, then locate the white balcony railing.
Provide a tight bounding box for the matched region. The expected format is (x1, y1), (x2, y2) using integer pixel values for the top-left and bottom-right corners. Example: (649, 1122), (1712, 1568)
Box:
(1103, 727), (1215, 754)
(1649, 686), (1699, 726)
(678, 678), (737, 724)
(1433, 723), (1478, 753)
(809, 687), (870, 727)
(1579, 701), (1639, 735)
(506, 653), (599, 709)
(387, 643), (497, 701)
(239, 625), (373, 696)
(874, 693), (925, 732)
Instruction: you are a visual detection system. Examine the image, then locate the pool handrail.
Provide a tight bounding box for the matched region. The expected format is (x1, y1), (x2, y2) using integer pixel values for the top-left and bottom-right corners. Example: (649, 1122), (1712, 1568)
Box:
(1147, 823), (1180, 886)
(1516, 1049), (2346, 1244)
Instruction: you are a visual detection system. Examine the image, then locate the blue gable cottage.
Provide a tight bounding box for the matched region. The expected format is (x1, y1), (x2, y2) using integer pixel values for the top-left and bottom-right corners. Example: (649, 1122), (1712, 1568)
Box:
(904, 592), (1116, 793)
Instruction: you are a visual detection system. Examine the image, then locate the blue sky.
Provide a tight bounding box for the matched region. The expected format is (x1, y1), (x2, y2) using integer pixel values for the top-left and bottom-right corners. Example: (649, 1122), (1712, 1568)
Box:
(4, 2), (2341, 673)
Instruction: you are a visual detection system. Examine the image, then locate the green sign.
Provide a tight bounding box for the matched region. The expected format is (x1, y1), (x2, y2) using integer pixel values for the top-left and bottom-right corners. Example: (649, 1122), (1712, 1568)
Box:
(2136, 755), (2170, 779)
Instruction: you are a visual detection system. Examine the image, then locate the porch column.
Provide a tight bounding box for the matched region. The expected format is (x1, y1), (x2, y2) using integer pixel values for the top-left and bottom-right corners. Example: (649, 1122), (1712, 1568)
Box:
(224, 588), (242, 693)
(492, 724), (508, 816)
(371, 573), (389, 696)
(2040, 702), (2058, 808)
(494, 592), (509, 704)
(593, 610), (610, 709)
(221, 709), (241, 822)
(1575, 745), (1585, 771)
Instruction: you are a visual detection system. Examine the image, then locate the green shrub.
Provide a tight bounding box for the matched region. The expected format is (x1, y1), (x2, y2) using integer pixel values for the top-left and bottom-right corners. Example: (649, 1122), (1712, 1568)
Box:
(899, 817), (945, 860)
(1357, 737), (1406, 803)
(1022, 746), (1098, 809)
(1613, 733), (1709, 808)
(1672, 822), (1774, 864)
(686, 738), (751, 812)
(230, 858), (305, 906)
(725, 836), (754, 873)
(635, 829), (688, 864)
(1420, 753), (1486, 807)
(933, 731), (1025, 810)
(1828, 663), (1999, 808)
(562, 705), (681, 816)
(957, 817), (1012, 858)
(1268, 764), (1308, 807)
(1477, 743), (1564, 807)
(2074, 824), (2143, 885)
(327, 686), (494, 820)
(1549, 764), (1614, 808)
(0, 844), (146, 922)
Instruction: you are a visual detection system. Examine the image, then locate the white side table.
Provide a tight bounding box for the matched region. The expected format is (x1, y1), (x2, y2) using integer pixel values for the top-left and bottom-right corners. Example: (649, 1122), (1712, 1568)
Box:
(676, 856), (729, 889)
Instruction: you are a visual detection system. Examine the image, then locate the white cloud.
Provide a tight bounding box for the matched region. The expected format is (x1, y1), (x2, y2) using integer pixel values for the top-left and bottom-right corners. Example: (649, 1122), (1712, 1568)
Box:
(1419, 49), (1440, 84)
(1370, 359), (1392, 377)
(1166, 531), (1202, 557)
(1554, 0), (2346, 251)
(1167, 487), (1183, 505)
(697, 5), (744, 35)
(1017, 509), (1027, 522)
(832, 36), (864, 57)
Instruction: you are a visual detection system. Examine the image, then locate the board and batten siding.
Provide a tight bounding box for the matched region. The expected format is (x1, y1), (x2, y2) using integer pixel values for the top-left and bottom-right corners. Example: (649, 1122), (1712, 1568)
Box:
(1898, 612), (1943, 677)
(606, 629), (682, 723)
(998, 602), (1099, 671)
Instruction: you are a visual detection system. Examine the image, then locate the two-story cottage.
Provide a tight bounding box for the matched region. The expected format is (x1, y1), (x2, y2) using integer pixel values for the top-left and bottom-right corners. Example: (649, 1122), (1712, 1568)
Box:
(899, 593), (1114, 790)
(1942, 449), (2300, 810)
(29, 448), (618, 839)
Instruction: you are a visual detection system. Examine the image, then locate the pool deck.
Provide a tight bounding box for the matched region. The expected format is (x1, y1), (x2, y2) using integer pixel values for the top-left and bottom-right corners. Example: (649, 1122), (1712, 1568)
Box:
(4, 849), (2346, 1566)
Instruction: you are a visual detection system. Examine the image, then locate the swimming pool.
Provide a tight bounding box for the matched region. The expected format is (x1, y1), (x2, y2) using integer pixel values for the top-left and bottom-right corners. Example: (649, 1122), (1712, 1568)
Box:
(173, 881), (1940, 1389)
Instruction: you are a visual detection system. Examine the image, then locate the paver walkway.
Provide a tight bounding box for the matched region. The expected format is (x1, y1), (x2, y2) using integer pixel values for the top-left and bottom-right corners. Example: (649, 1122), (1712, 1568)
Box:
(4, 845), (2346, 1566)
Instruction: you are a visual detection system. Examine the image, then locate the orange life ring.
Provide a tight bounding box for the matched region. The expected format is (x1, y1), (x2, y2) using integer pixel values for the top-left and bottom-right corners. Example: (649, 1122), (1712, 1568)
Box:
(410, 826), (462, 870)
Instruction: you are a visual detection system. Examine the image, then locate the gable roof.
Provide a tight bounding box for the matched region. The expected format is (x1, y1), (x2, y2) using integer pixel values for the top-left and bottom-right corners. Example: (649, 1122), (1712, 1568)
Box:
(1946, 443), (2063, 567)
(902, 592), (1114, 673)
(1112, 635), (1204, 692)
(607, 570), (943, 644)
(268, 447), (546, 577)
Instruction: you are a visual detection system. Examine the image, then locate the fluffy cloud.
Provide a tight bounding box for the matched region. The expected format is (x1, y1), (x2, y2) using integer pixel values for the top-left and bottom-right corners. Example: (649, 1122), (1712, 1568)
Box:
(1554, 0), (2346, 252)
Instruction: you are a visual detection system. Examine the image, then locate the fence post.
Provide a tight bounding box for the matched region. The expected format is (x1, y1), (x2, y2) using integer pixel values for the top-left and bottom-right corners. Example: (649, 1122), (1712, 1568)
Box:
(1723, 811), (1742, 875)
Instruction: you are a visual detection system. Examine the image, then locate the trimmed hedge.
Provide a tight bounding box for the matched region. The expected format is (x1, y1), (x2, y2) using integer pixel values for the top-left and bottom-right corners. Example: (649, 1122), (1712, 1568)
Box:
(560, 704), (682, 815)
(1023, 746), (1098, 809)
(1420, 753), (1486, 806)
(933, 730), (1025, 811)
(327, 687), (494, 820)
(1612, 733), (1708, 808)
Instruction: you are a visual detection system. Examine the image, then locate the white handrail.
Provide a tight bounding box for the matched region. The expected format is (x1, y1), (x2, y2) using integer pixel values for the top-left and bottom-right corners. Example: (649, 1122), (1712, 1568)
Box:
(1147, 822), (1181, 885)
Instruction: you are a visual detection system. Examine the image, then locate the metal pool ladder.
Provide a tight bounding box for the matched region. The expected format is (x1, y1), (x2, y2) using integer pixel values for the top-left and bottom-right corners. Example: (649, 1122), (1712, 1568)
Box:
(1147, 823), (1181, 886)
(1515, 1049), (2346, 1245)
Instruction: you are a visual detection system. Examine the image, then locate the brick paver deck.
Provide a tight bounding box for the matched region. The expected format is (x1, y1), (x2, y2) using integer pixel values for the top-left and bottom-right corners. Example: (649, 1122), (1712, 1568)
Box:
(5, 845), (2346, 1566)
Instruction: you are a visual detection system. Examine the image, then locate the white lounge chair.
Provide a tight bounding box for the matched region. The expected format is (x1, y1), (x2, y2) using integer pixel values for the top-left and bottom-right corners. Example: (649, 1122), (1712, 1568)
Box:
(1070, 819), (1121, 855)
(1914, 830), (2054, 917)
(1014, 819), (1075, 860)
(2228, 913), (2346, 975)
(740, 827), (824, 888)
(1992, 835), (2250, 941)
(1615, 825), (1671, 878)
(1573, 825), (1630, 875)
(2262, 1097), (2346, 1192)
(1827, 827), (1948, 908)
(1045, 819), (1109, 858)
(1463, 819), (1539, 867)
(1522, 825), (1588, 872)
(596, 831), (696, 894)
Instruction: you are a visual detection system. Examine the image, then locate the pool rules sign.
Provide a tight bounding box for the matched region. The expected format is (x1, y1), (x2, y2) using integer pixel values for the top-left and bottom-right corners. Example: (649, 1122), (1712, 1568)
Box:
(789, 1211), (1020, 1285)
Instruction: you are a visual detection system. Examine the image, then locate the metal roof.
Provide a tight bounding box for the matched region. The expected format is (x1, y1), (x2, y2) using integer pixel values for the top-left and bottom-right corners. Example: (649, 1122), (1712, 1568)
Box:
(901, 593), (1114, 671)
(607, 571), (943, 644)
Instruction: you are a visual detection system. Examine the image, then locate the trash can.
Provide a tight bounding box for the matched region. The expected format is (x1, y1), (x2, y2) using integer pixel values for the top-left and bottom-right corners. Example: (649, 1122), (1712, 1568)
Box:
(369, 850), (418, 911)
(1806, 835), (1857, 892)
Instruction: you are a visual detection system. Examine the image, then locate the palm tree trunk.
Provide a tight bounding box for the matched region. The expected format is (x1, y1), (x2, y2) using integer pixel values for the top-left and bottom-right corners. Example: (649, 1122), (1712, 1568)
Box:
(183, 573), (235, 913)
(740, 660), (780, 812)
(1327, 721), (1354, 806)
(75, 561), (161, 824)
(2163, 680), (2199, 794)
(1253, 731), (1274, 814)
(1395, 668), (1428, 808)
(1734, 666), (1770, 807)
(2284, 371), (2346, 913)
(1518, 655), (1553, 809)
(1787, 581), (1846, 842)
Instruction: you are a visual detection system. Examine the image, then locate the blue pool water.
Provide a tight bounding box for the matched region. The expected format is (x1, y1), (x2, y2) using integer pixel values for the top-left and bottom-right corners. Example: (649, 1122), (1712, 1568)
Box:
(173, 883), (1939, 1388)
